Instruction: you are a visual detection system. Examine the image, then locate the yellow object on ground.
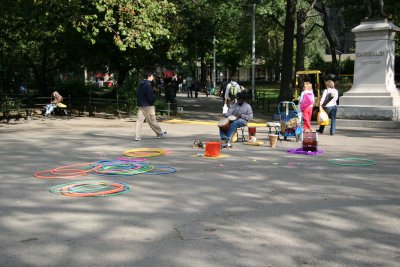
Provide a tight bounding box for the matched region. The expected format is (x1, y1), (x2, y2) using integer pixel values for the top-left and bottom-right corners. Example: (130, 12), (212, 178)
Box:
(165, 119), (265, 127)
(194, 153), (230, 159)
(244, 141), (265, 146)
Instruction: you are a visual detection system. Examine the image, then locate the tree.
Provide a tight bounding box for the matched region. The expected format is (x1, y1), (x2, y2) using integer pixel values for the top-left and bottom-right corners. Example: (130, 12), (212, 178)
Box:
(167, 0), (244, 88)
(258, 1), (286, 82)
(314, 0), (341, 76)
(295, 0), (319, 74)
(0, 0), (176, 93)
(279, 0), (298, 101)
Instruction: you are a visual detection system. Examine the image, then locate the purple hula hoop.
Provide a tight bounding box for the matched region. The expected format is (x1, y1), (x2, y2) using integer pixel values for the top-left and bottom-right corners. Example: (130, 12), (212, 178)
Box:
(287, 147), (324, 156)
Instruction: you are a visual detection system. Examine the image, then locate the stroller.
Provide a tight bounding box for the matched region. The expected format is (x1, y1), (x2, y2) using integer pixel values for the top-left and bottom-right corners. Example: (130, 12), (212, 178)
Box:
(274, 101), (302, 141)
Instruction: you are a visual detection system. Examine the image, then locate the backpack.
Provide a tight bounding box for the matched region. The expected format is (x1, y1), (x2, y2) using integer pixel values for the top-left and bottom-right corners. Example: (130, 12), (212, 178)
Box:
(300, 92), (314, 110)
(229, 83), (239, 99)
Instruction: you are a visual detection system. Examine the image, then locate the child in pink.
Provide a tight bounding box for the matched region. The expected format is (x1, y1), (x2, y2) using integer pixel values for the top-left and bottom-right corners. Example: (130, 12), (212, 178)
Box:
(299, 82), (315, 132)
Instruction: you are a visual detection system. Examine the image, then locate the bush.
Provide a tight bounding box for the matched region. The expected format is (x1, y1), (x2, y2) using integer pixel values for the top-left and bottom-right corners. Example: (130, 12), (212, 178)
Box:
(56, 79), (96, 97)
(309, 53), (331, 75)
(341, 58), (354, 75)
(119, 73), (140, 115)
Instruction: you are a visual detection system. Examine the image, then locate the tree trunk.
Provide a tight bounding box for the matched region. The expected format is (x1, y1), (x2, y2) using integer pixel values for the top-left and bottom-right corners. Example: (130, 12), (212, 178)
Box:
(315, 0), (339, 76)
(28, 57), (48, 95)
(295, 9), (307, 91)
(200, 53), (207, 90)
(274, 28), (281, 83)
(295, 9), (306, 74)
(117, 67), (128, 88)
(279, 0), (297, 101)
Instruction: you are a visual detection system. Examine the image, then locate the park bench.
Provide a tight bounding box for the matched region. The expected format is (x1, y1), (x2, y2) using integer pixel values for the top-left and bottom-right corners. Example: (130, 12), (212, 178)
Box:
(0, 95), (31, 122)
(87, 97), (129, 117)
(29, 95), (70, 117)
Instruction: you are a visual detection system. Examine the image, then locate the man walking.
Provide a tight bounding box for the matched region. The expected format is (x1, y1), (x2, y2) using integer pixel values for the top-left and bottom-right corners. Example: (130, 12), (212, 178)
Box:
(135, 71), (167, 141)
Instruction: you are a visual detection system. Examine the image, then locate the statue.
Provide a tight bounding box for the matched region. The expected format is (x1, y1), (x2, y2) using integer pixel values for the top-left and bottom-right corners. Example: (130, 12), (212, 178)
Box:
(364, 0), (386, 19)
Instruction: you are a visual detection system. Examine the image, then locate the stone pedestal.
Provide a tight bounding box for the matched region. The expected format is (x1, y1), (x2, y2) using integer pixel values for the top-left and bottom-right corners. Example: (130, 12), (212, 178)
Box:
(337, 19), (400, 121)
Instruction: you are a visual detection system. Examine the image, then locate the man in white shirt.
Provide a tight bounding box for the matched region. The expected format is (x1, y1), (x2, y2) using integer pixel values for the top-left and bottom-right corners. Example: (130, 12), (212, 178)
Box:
(224, 78), (241, 105)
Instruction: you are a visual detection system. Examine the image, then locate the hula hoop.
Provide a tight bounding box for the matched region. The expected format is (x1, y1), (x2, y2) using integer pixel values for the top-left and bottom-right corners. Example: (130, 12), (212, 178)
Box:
(142, 165), (177, 175)
(49, 181), (130, 197)
(67, 183), (110, 193)
(116, 157), (147, 162)
(328, 157), (376, 166)
(287, 147), (324, 156)
(34, 163), (94, 179)
(123, 148), (167, 158)
(91, 161), (154, 176)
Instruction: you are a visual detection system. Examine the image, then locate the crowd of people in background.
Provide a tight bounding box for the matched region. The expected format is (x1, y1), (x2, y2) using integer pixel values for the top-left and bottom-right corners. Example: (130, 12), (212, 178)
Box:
(129, 67), (342, 141)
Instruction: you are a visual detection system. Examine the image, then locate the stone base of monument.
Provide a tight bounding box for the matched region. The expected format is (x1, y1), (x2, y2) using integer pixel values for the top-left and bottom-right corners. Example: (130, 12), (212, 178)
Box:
(338, 91), (400, 122)
(335, 118), (400, 129)
(338, 103), (400, 120)
(337, 19), (400, 125)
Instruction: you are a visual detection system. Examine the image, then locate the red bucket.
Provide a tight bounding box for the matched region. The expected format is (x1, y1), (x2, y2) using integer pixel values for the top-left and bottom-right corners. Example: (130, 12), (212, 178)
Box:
(205, 142), (221, 157)
(248, 127), (256, 139)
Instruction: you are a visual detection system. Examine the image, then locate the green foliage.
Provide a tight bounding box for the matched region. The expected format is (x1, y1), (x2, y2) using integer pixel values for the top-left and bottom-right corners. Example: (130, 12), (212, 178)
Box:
(119, 72), (140, 113)
(326, 0), (400, 55)
(74, 0), (176, 51)
(56, 79), (97, 97)
(0, 0), (176, 94)
(1, 0), (399, 100)
(309, 53), (331, 74)
(341, 57), (354, 75)
(1, 96), (23, 113)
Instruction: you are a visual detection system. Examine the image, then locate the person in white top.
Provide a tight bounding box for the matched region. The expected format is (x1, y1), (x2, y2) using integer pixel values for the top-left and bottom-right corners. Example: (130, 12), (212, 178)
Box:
(224, 79), (241, 105)
(316, 80), (339, 135)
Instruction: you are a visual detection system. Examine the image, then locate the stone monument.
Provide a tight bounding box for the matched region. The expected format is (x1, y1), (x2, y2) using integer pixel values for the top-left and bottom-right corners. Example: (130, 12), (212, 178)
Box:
(337, 2), (400, 122)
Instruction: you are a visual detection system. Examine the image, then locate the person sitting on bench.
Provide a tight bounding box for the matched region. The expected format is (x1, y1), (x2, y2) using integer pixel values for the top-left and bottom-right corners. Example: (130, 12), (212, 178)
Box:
(44, 91), (64, 116)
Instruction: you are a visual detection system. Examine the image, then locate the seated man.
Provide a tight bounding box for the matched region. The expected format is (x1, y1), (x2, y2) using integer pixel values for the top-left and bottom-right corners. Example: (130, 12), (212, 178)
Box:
(219, 92), (253, 148)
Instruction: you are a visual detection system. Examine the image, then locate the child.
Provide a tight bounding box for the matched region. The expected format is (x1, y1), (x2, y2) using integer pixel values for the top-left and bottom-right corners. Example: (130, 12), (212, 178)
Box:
(299, 82), (315, 132)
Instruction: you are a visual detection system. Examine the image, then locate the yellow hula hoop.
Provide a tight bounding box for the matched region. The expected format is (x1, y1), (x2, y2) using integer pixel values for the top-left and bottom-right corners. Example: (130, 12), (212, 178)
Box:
(123, 148), (167, 158)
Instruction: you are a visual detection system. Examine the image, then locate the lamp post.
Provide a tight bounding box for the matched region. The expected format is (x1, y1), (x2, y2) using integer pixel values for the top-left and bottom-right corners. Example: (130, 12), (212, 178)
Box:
(243, 0), (259, 102)
(251, 3), (256, 102)
(213, 34), (216, 89)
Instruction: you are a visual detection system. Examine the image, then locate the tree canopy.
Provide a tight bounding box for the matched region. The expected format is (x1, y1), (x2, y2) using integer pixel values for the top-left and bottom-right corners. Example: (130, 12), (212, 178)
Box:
(1, 0), (399, 98)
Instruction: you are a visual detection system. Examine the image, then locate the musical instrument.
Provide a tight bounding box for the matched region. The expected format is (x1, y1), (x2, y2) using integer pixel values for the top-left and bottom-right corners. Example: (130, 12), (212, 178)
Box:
(228, 115), (237, 121)
(302, 132), (318, 152)
(217, 118), (231, 133)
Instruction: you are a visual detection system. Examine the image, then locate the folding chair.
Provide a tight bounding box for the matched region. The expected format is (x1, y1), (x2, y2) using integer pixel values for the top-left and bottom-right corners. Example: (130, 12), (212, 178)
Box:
(236, 127), (246, 142)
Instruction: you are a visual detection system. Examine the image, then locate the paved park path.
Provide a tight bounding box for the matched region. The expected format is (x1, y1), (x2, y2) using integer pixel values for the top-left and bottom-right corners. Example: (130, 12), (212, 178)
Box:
(0, 93), (399, 267)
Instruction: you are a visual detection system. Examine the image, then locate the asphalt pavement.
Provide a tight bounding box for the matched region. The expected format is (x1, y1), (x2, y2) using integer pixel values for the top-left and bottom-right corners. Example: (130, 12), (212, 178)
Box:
(0, 92), (399, 267)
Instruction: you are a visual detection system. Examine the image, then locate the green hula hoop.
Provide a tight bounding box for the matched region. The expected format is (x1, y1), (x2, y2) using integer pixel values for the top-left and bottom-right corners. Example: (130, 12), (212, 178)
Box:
(328, 157), (376, 166)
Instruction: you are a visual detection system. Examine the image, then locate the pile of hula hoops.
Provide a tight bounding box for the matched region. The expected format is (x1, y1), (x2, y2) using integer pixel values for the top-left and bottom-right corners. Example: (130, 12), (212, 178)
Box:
(34, 148), (176, 197)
